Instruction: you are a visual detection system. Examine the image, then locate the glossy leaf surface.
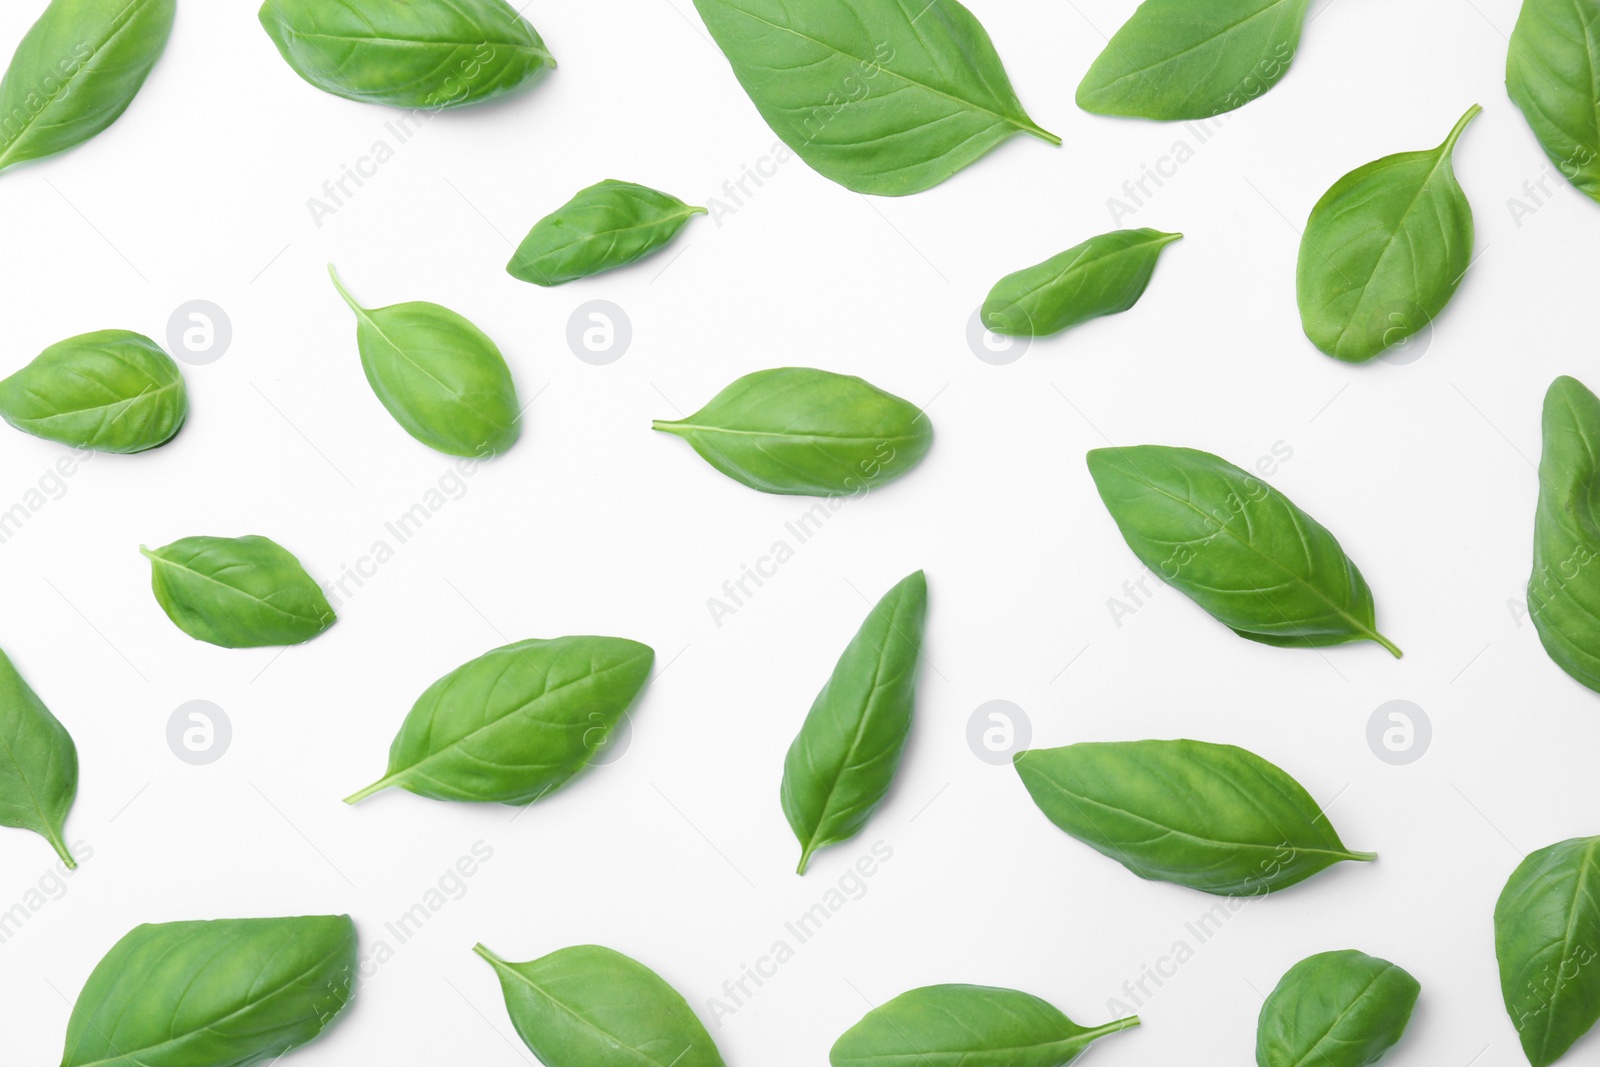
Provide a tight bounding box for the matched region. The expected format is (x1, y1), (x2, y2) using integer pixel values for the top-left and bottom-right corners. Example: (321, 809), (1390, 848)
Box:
(0, 329), (185, 453)
(507, 180), (706, 286)
(1507, 0), (1600, 203)
(0, 647), (76, 867)
(1257, 949), (1419, 1067)
(982, 228), (1181, 337)
(142, 535), (336, 649)
(1529, 375), (1600, 693)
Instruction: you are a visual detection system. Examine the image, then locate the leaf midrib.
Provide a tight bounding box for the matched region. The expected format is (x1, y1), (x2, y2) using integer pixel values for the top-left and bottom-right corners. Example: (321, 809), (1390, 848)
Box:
(489, 960), (687, 1067)
(148, 551), (324, 628)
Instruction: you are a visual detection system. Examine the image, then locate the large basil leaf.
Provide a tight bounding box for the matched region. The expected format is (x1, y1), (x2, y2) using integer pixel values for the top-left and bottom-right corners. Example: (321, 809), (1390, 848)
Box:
(830, 984), (1138, 1067)
(507, 180), (706, 286)
(258, 0), (553, 110)
(0, 647), (77, 867)
(1296, 106), (1480, 362)
(0, 0), (174, 176)
(1507, 0), (1600, 203)
(330, 265), (520, 458)
(0, 329), (185, 453)
(475, 943), (725, 1067)
(782, 570), (926, 873)
(61, 915), (357, 1067)
(1076, 0), (1309, 120)
(653, 368), (932, 497)
(691, 0), (1058, 196)
(346, 636), (654, 805)
(1530, 376), (1600, 693)
(982, 228), (1181, 337)
(1496, 836), (1600, 1067)
(141, 535), (337, 649)
(1257, 950), (1419, 1067)
(1013, 739), (1374, 895)
(1086, 445), (1400, 654)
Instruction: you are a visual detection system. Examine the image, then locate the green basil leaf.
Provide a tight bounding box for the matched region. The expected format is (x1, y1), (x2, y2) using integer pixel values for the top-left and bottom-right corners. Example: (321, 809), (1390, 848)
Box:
(0, 0), (174, 176)
(61, 915), (357, 1067)
(1296, 105), (1480, 362)
(1086, 444), (1400, 654)
(691, 0), (1058, 196)
(258, 0), (553, 110)
(782, 570), (926, 873)
(475, 943), (725, 1067)
(507, 180), (706, 286)
(1013, 739), (1374, 895)
(1257, 950), (1419, 1067)
(981, 228), (1181, 337)
(1496, 836), (1600, 1067)
(346, 636), (654, 805)
(831, 984), (1138, 1067)
(0, 647), (76, 867)
(329, 264), (520, 458)
(1076, 0), (1308, 120)
(1530, 375), (1600, 693)
(1507, 0), (1600, 203)
(653, 368), (932, 497)
(141, 534), (337, 649)
(0, 329), (185, 453)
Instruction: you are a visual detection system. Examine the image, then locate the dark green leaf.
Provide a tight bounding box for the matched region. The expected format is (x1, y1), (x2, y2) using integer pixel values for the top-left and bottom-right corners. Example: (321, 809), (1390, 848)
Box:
(1507, 0), (1600, 203)
(1013, 739), (1374, 895)
(1257, 950), (1419, 1067)
(0, 329), (186, 453)
(782, 570), (926, 873)
(981, 228), (1181, 337)
(1529, 375), (1600, 693)
(691, 0), (1058, 196)
(1086, 445), (1400, 654)
(507, 180), (706, 286)
(141, 535), (336, 649)
(346, 636), (654, 805)
(0, 646), (76, 867)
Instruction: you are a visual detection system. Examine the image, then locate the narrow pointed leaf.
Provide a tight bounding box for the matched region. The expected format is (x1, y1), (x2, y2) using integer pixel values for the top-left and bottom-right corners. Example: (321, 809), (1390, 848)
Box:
(142, 535), (336, 648)
(1507, 0), (1600, 203)
(508, 180), (706, 286)
(982, 228), (1181, 337)
(1529, 375), (1600, 693)
(0, 647), (76, 867)
(1257, 950), (1419, 1067)
(1013, 739), (1375, 895)
(0, 330), (186, 453)
(782, 570), (926, 873)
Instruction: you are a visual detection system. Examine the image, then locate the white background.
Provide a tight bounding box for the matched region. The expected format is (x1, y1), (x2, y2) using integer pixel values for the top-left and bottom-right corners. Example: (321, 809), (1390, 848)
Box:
(0, 0), (1588, 1064)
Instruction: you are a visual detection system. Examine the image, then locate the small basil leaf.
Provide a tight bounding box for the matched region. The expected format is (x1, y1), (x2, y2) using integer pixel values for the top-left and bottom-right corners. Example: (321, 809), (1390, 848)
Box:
(691, 0), (1058, 196)
(1530, 376), (1600, 693)
(1086, 445), (1400, 654)
(0, 647), (76, 867)
(782, 570), (926, 873)
(1296, 105), (1480, 362)
(1013, 739), (1374, 896)
(653, 368), (932, 497)
(1496, 836), (1600, 1067)
(329, 265), (520, 457)
(982, 228), (1181, 337)
(507, 180), (706, 286)
(346, 636), (654, 805)
(1257, 950), (1420, 1067)
(61, 915), (357, 1067)
(1508, 0), (1600, 203)
(141, 535), (336, 649)
(258, 0), (554, 110)
(475, 943), (726, 1067)
(0, 329), (186, 453)
(831, 984), (1138, 1067)
(0, 0), (174, 175)
(1077, 0), (1308, 120)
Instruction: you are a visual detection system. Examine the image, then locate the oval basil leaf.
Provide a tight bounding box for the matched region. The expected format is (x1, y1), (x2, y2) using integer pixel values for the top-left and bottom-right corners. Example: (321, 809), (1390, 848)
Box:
(0, 329), (186, 453)
(654, 368), (932, 497)
(475, 943), (725, 1067)
(61, 915), (357, 1067)
(982, 228), (1181, 337)
(831, 984), (1138, 1067)
(507, 180), (706, 286)
(1296, 105), (1480, 362)
(1508, 0), (1600, 203)
(346, 636), (654, 805)
(258, 0), (554, 110)
(1257, 950), (1419, 1067)
(1496, 836), (1600, 1067)
(1086, 445), (1400, 654)
(0, 647), (76, 867)
(782, 570), (926, 873)
(329, 264), (520, 457)
(1530, 376), (1600, 693)
(0, 0), (174, 175)
(142, 534), (336, 649)
(691, 0), (1058, 196)
(1013, 739), (1374, 895)
(1077, 0), (1308, 120)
